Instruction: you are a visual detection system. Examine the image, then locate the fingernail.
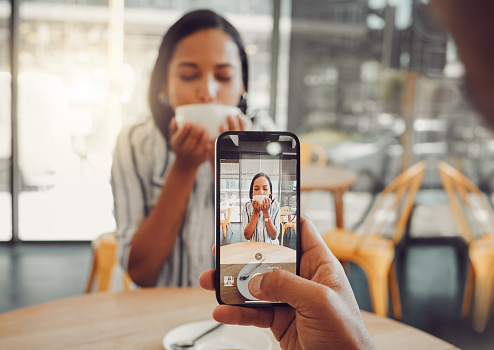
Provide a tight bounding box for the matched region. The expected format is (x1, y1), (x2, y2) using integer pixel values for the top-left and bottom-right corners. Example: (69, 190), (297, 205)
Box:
(250, 274), (263, 292)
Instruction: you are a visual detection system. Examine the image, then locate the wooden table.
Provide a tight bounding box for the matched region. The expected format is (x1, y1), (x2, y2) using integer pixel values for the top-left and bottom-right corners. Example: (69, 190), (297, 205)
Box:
(219, 242), (296, 304)
(301, 164), (359, 229)
(220, 242), (296, 265)
(0, 288), (458, 349)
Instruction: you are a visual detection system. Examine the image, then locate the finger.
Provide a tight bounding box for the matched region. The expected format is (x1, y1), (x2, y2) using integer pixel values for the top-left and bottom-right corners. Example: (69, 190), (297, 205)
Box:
(237, 114), (246, 131)
(171, 123), (192, 147)
(203, 139), (214, 158)
(183, 125), (205, 151)
(169, 117), (178, 137)
(208, 139), (216, 152)
(190, 128), (210, 154)
(299, 215), (334, 257)
(219, 122), (228, 134)
(270, 307), (296, 342)
(212, 305), (274, 329)
(227, 115), (237, 131)
(199, 269), (215, 291)
(248, 268), (326, 310)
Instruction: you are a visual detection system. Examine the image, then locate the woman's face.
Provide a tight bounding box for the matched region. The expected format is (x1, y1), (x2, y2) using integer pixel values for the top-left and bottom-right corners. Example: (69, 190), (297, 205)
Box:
(164, 28), (245, 109)
(253, 176), (270, 196)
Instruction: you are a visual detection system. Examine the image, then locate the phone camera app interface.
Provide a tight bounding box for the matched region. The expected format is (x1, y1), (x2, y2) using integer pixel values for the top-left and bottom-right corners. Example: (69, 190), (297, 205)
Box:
(217, 133), (299, 305)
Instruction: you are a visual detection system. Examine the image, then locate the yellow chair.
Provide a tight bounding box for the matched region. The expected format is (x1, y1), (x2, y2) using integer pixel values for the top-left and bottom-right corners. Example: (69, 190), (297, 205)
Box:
(322, 161), (426, 319)
(437, 161), (494, 333)
(280, 206), (297, 246)
(85, 232), (132, 293)
(300, 142), (327, 165)
(220, 208), (233, 237)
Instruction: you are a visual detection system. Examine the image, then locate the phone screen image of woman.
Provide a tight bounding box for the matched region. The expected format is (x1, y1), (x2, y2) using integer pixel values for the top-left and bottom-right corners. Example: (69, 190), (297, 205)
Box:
(215, 132), (300, 306)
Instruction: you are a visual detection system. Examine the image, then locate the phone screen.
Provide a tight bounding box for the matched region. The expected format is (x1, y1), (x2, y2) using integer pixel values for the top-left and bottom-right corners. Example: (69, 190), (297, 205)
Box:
(215, 131), (300, 306)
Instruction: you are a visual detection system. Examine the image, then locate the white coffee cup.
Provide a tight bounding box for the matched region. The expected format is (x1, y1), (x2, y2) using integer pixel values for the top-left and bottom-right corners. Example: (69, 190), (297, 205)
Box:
(175, 104), (243, 139)
(252, 195), (269, 203)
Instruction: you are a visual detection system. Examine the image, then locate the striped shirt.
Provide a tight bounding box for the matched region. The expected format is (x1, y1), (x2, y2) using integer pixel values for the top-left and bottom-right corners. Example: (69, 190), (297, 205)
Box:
(111, 118), (214, 287)
(112, 114), (277, 287)
(242, 199), (280, 244)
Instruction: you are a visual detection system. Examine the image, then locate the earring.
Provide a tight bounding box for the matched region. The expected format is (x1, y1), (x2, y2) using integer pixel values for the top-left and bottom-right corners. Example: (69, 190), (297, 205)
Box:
(158, 92), (169, 106)
(241, 92), (248, 101)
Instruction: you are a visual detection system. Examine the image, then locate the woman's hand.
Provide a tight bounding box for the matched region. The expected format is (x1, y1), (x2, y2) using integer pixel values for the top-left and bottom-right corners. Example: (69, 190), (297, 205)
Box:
(252, 199), (263, 213)
(219, 114), (249, 134)
(169, 118), (211, 172)
(261, 197), (271, 215)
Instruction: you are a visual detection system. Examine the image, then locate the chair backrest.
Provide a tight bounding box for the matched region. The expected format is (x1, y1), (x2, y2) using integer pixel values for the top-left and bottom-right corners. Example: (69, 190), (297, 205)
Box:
(280, 206), (294, 223)
(437, 161), (494, 244)
(86, 232), (132, 293)
(220, 208), (232, 222)
(359, 161), (427, 245)
(300, 142), (327, 165)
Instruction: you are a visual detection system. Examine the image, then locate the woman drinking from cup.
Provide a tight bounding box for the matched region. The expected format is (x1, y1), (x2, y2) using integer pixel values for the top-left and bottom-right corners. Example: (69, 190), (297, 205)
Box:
(111, 9), (276, 287)
(243, 173), (280, 244)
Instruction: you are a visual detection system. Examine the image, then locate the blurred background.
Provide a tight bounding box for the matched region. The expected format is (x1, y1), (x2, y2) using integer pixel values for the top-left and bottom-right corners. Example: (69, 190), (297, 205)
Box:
(2, 0), (491, 242)
(1, 1), (494, 348)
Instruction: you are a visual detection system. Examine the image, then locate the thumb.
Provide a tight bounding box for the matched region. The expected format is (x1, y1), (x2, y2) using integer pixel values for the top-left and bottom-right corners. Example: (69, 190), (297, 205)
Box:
(249, 269), (319, 309)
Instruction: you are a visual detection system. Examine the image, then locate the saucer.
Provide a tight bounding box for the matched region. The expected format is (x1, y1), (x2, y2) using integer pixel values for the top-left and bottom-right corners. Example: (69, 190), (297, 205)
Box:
(237, 263), (271, 301)
(162, 319), (272, 350)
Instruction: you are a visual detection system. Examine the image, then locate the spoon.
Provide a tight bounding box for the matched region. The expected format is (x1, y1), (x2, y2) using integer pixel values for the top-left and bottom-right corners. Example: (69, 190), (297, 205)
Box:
(239, 258), (265, 281)
(170, 323), (223, 350)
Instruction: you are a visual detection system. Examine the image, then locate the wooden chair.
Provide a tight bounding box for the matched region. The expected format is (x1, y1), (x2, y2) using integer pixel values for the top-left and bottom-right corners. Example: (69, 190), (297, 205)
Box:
(300, 142), (327, 165)
(322, 161), (426, 319)
(280, 206), (297, 246)
(220, 208), (233, 237)
(85, 232), (133, 293)
(437, 161), (494, 333)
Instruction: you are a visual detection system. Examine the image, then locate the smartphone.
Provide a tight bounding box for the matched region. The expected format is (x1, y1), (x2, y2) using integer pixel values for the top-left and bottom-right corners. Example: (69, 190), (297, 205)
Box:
(215, 131), (300, 306)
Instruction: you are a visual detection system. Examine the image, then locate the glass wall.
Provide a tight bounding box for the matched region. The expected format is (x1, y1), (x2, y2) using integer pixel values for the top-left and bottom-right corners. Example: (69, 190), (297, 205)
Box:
(0, 0), (11, 241)
(5, 0), (481, 241)
(11, 0), (279, 240)
(17, 0), (115, 240)
(285, 0), (485, 188)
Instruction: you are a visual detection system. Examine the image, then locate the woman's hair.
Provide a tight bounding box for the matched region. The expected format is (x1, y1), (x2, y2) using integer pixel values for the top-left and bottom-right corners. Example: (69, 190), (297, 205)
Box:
(249, 173), (273, 201)
(148, 9), (248, 140)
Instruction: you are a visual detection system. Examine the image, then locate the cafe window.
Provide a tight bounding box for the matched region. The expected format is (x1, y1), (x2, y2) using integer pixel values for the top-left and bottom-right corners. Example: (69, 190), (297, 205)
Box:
(5, 0), (290, 241)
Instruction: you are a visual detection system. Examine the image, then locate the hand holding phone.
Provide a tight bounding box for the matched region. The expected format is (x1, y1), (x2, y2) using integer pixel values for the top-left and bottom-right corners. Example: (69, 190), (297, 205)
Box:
(199, 216), (375, 349)
(215, 131), (300, 306)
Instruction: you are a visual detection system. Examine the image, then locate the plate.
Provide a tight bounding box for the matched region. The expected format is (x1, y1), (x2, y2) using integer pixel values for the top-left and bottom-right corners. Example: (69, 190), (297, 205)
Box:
(162, 319), (272, 350)
(237, 263), (271, 301)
